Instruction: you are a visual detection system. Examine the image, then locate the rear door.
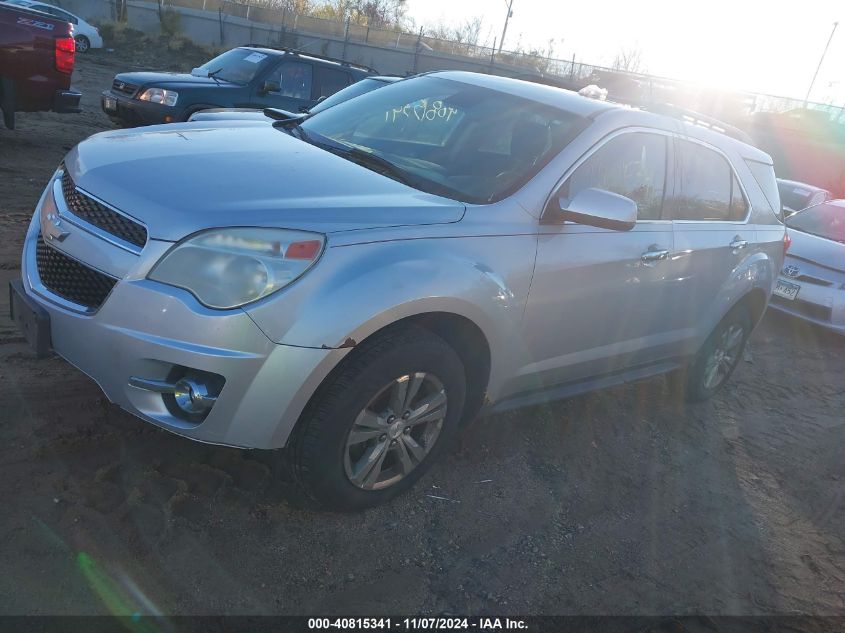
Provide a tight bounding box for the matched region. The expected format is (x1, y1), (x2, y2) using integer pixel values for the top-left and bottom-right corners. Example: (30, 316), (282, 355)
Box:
(668, 138), (754, 346)
(313, 65), (353, 101)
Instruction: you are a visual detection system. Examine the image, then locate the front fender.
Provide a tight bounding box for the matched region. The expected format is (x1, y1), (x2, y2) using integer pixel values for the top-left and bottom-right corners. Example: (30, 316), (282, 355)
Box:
(245, 235), (538, 396)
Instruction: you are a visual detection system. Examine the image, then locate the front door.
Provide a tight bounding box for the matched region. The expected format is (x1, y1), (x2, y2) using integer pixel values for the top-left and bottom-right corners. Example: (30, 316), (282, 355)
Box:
(517, 130), (678, 394)
(251, 60), (315, 112)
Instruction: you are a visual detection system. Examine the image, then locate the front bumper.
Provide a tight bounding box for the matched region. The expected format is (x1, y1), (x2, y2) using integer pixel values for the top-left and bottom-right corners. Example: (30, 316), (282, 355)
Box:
(101, 89), (182, 126)
(769, 277), (845, 335)
(16, 182), (347, 449)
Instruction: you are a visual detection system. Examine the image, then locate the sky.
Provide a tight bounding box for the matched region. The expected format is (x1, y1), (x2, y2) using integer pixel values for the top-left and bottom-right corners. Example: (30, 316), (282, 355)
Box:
(404, 0), (844, 104)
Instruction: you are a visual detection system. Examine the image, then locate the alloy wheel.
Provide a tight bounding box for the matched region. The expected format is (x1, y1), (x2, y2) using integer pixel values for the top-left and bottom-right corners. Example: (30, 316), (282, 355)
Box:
(702, 323), (745, 390)
(344, 372), (447, 491)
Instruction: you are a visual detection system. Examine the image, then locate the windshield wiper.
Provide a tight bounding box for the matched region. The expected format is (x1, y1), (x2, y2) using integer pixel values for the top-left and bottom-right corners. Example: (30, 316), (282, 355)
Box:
(330, 145), (414, 186)
(206, 67), (223, 85)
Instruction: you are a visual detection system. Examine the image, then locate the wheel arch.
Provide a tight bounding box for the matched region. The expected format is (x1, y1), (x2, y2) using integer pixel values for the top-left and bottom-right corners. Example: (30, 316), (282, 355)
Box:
(284, 310), (492, 451)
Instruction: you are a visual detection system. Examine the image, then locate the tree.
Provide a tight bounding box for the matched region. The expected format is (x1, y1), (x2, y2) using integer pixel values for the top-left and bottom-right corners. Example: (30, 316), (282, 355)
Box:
(312, 0), (408, 28)
(612, 45), (644, 74)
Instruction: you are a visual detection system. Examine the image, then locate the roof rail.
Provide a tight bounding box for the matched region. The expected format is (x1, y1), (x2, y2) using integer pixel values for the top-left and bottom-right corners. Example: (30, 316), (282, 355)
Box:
(243, 44), (378, 74)
(645, 103), (754, 145)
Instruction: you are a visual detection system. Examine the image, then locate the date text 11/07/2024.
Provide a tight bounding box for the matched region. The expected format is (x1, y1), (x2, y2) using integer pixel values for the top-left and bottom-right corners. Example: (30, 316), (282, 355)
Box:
(307, 618), (529, 630)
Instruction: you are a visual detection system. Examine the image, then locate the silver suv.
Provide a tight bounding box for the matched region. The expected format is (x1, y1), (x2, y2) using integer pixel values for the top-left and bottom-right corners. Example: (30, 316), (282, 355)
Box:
(10, 72), (786, 510)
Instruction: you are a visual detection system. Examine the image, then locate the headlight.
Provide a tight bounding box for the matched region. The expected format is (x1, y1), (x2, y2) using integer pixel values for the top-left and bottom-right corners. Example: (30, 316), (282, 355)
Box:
(138, 87), (179, 106)
(148, 228), (325, 309)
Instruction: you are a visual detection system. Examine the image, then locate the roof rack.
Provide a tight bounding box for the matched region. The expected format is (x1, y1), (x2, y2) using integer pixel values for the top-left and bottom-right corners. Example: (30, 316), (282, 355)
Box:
(243, 44), (378, 74)
(646, 103), (754, 145)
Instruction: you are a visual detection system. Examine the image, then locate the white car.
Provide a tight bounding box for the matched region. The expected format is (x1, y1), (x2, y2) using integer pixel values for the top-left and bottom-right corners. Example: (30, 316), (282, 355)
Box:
(4, 0), (102, 51)
(771, 200), (845, 334)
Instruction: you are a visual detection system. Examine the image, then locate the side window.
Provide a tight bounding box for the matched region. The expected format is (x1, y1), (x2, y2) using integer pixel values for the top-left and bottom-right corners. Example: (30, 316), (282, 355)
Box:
(674, 141), (733, 221)
(277, 62), (312, 100)
(562, 132), (667, 220)
(314, 67), (351, 99)
(730, 174), (748, 220)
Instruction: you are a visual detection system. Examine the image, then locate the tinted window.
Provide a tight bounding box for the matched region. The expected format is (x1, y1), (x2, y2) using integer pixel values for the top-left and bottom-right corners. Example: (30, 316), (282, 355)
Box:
(561, 132), (667, 220)
(674, 141), (733, 221)
(747, 160), (781, 220)
(786, 203), (845, 242)
(730, 174), (748, 220)
(277, 62), (313, 100)
(314, 67), (352, 99)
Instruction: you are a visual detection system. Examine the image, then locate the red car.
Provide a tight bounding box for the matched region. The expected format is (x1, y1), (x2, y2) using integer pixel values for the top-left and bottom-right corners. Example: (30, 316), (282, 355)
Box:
(0, 1), (81, 129)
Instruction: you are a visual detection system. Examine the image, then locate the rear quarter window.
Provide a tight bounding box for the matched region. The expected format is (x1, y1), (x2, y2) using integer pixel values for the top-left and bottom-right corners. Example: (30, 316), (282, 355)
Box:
(746, 160), (782, 221)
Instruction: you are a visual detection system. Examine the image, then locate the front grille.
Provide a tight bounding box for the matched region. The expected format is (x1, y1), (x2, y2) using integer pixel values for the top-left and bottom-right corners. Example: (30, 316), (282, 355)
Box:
(772, 296), (832, 322)
(112, 79), (138, 96)
(36, 237), (117, 310)
(60, 169), (147, 248)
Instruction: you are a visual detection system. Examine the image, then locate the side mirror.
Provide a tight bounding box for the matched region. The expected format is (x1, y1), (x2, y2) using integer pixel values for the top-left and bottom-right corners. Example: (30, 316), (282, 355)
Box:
(545, 187), (637, 231)
(260, 80), (280, 95)
(190, 67), (209, 77)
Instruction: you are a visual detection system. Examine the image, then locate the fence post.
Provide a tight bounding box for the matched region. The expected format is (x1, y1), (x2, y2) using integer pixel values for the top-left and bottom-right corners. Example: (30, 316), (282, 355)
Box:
(342, 17), (350, 59)
(246, 4), (250, 20)
(489, 37), (496, 72)
(365, 25), (369, 43)
(218, 6), (224, 45)
(412, 26), (423, 73)
(570, 53), (575, 81)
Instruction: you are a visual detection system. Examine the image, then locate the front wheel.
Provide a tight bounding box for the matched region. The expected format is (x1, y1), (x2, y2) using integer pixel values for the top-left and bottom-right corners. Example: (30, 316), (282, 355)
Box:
(679, 304), (752, 402)
(290, 325), (466, 511)
(74, 35), (90, 53)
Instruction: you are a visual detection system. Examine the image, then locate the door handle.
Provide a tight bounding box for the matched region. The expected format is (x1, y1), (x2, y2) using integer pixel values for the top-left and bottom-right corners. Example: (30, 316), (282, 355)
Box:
(641, 247), (670, 264)
(730, 236), (749, 250)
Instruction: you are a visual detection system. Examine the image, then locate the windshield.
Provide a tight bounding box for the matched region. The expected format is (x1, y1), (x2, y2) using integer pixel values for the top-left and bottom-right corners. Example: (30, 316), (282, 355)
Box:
(300, 75), (588, 204)
(786, 202), (845, 242)
(197, 48), (272, 85)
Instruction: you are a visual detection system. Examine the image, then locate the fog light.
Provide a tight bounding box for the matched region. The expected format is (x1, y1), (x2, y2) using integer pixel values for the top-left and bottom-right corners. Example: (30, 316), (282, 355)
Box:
(173, 378), (216, 414)
(128, 367), (224, 423)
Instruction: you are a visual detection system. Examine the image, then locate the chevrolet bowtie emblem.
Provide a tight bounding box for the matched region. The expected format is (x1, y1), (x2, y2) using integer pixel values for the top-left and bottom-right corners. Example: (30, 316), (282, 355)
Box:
(45, 212), (69, 242)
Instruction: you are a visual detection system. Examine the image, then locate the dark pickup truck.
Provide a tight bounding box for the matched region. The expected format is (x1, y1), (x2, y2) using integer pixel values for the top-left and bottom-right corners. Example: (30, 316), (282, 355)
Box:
(0, 2), (81, 129)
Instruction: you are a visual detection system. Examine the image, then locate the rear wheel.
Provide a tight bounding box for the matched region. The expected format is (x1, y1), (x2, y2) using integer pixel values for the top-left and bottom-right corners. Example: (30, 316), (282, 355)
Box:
(679, 304), (752, 402)
(290, 325), (466, 511)
(74, 35), (90, 53)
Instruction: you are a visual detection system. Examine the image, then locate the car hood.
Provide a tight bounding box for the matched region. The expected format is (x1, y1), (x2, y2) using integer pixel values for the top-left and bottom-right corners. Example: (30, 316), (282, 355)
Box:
(114, 71), (238, 90)
(64, 123), (466, 241)
(786, 228), (845, 274)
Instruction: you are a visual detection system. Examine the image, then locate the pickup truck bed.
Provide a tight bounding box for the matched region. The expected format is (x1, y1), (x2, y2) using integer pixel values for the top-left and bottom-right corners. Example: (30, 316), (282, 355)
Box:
(0, 2), (82, 129)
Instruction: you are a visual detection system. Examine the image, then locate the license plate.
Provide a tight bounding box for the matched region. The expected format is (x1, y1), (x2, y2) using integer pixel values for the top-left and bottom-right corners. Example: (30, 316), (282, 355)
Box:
(773, 278), (800, 301)
(8, 280), (52, 357)
(103, 96), (117, 112)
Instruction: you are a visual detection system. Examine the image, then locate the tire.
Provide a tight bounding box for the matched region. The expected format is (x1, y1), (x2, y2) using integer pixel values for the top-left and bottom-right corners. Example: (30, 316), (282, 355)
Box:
(0, 77), (14, 130)
(75, 35), (90, 53)
(679, 304), (752, 402)
(290, 325), (466, 511)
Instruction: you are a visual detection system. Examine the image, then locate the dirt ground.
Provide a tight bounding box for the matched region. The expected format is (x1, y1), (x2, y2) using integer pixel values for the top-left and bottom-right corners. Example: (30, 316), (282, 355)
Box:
(1, 52), (844, 618)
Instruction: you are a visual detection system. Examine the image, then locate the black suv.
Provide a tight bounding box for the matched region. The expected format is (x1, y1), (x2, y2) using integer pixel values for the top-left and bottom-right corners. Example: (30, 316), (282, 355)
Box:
(100, 46), (376, 127)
